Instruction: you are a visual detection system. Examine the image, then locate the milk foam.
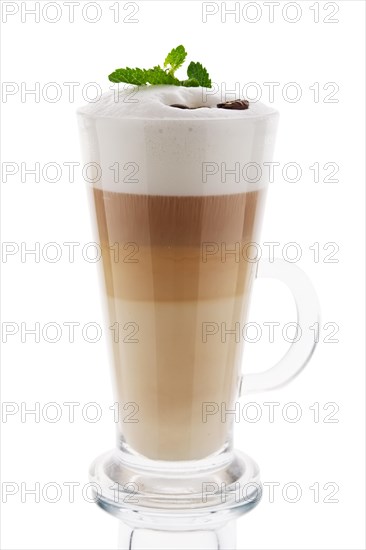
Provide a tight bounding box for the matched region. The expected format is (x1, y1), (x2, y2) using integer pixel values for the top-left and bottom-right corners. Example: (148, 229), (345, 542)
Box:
(77, 86), (279, 195)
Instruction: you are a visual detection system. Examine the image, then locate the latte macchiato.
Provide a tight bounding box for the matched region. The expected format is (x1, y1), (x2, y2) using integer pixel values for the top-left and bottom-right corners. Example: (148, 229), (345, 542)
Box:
(78, 86), (278, 460)
(93, 188), (266, 460)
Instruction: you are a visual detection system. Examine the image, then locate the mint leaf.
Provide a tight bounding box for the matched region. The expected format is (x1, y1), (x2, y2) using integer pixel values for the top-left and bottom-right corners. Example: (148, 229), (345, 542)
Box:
(187, 62), (211, 88)
(164, 45), (187, 74)
(108, 66), (179, 86)
(108, 46), (212, 88)
(181, 78), (200, 87)
(108, 67), (148, 85)
(145, 66), (180, 85)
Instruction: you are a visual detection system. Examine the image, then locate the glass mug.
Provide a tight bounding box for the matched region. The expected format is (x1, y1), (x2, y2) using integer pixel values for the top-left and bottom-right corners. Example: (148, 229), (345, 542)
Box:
(77, 90), (320, 528)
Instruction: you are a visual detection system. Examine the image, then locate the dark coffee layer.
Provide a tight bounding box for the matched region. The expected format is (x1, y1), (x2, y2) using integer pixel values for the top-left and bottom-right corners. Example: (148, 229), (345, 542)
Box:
(91, 189), (266, 301)
(93, 190), (264, 246)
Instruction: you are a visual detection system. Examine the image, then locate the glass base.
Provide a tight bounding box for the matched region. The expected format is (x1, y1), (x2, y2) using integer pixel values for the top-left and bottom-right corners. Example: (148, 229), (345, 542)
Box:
(89, 444), (262, 529)
(118, 520), (237, 549)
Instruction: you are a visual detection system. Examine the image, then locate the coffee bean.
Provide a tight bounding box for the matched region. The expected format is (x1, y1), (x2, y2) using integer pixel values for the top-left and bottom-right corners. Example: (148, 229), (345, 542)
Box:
(217, 99), (250, 110)
(169, 104), (190, 109)
(169, 104), (211, 110)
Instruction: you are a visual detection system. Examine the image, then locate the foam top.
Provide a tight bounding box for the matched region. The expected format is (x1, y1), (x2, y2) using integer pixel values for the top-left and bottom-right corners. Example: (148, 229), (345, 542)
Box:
(77, 85), (277, 120)
(77, 86), (279, 195)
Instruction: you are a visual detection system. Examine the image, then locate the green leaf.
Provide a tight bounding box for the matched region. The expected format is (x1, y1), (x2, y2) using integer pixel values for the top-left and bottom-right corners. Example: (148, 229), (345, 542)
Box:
(164, 45), (187, 74)
(145, 66), (180, 85)
(108, 67), (149, 85)
(181, 78), (200, 87)
(187, 62), (212, 87)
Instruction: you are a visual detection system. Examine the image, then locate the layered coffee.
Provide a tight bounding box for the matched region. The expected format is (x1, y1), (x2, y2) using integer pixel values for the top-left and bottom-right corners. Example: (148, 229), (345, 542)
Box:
(78, 86), (278, 461)
(93, 188), (266, 460)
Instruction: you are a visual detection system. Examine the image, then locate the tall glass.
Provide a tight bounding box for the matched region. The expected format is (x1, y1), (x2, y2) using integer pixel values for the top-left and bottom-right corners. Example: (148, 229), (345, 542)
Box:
(77, 88), (319, 528)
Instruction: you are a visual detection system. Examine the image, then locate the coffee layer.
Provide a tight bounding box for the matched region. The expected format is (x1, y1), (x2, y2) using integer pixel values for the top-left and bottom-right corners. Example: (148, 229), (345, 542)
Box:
(93, 189), (266, 301)
(90, 189), (266, 460)
(109, 297), (247, 460)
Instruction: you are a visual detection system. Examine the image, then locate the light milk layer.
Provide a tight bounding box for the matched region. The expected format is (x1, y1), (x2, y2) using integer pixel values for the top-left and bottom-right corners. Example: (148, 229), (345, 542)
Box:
(77, 85), (279, 195)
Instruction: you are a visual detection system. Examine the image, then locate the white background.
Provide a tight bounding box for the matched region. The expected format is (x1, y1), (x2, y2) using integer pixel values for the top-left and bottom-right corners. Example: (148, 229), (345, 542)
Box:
(1, 1), (365, 549)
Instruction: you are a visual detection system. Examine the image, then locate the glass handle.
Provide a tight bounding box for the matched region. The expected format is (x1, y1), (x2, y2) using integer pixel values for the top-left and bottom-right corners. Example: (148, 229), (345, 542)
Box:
(241, 259), (320, 394)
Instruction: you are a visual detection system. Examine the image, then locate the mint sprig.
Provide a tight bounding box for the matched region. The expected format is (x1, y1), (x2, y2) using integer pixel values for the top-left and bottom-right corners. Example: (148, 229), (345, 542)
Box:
(108, 45), (212, 88)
